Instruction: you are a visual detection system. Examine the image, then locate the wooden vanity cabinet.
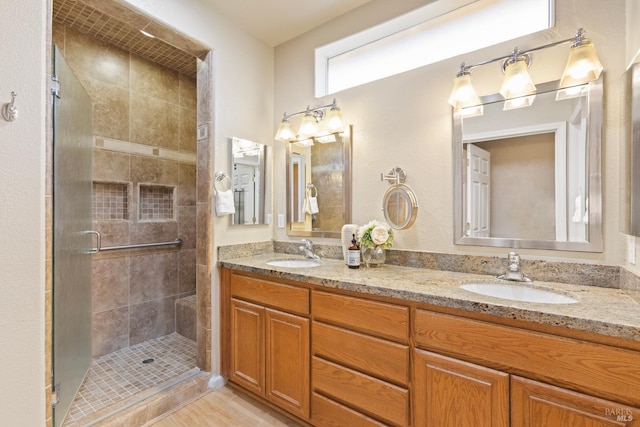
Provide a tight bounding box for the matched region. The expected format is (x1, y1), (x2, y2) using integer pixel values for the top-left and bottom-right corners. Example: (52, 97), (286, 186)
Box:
(512, 376), (640, 426)
(413, 349), (509, 427)
(223, 267), (640, 426)
(413, 309), (640, 427)
(226, 271), (310, 420)
(310, 291), (410, 427)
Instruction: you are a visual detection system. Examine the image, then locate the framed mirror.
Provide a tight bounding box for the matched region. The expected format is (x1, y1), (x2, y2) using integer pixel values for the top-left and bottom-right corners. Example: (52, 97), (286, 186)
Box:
(230, 137), (267, 226)
(453, 78), (603, 252)
(630, 63), (640, 236)
(383, 184), (418, 230)
(286, 126), (352, 238)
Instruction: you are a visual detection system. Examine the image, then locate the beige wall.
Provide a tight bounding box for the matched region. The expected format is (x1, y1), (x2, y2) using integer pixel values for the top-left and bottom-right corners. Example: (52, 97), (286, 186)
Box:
(274, 0), (628, 265)
(53, 25), (198, 357)
(0, 1), (48, 425)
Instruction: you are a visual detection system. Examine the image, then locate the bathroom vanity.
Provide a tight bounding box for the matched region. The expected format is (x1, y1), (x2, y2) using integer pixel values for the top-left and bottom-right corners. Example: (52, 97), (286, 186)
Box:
(220, 254), (640, 427)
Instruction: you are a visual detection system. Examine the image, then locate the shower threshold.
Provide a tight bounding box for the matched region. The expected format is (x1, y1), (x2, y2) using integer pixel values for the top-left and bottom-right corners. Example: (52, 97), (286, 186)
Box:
(63, 333), (200, 426)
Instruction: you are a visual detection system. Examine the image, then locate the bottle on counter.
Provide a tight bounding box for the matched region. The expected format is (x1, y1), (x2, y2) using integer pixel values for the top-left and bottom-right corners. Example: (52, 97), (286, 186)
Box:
(347, 233), (360, 269)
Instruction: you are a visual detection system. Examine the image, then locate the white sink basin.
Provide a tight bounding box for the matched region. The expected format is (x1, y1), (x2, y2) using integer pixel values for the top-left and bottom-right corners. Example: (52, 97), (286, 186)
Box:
(266, 259), (321, 268)
(460, 283), (578, 304)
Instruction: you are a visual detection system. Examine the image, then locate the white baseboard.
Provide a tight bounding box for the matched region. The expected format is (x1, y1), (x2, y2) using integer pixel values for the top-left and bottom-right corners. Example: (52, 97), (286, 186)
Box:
(208, 374), (227, 390)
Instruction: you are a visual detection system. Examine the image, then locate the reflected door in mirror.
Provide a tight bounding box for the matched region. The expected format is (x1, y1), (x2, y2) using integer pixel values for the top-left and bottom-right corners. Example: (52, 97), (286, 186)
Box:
(230, 137), (267, 226)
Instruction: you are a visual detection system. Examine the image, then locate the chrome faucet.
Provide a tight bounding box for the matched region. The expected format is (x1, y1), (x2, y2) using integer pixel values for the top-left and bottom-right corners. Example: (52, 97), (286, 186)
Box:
(497, 251), (531, 282)
(299, 239), (320, 260)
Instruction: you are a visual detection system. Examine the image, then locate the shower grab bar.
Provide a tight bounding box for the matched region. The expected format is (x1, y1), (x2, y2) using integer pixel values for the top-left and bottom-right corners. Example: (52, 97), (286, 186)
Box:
(95, 238), (183, 253)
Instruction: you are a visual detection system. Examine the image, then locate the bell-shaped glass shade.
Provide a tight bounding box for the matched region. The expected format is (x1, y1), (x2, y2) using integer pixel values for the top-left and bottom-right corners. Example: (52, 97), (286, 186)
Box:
(298, 113), (319, 139)
(500, 60), (536, 99)
(324, 106), (344, 133)
(448, 73), (481, 108)
(559, 42), (603, 88)
(274, 119), (295, 142)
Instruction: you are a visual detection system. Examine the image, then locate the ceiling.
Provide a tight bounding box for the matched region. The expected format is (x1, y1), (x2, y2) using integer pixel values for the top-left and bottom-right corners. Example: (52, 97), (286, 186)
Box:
(202, 0), (372, 46)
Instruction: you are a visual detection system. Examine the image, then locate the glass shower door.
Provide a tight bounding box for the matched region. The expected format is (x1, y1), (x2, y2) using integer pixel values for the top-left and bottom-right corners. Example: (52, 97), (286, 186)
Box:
(52, 45), (94, 427)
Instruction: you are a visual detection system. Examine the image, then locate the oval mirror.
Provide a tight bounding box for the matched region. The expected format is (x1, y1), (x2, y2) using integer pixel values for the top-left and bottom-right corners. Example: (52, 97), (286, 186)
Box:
(383, 184), (418, 230)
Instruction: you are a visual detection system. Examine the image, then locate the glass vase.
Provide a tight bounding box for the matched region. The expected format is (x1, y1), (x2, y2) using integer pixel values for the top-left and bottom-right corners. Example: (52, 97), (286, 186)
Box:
(362, 245), (386, 267)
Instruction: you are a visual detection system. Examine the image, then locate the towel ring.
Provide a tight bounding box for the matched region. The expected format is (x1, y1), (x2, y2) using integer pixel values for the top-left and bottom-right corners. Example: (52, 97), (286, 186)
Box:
(214, 171), (232, 192)
(306, 182), (318, 198)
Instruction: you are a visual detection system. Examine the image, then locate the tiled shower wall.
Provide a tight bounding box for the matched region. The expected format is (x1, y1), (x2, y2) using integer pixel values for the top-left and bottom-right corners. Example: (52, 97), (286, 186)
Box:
(53, 24), (197, 357)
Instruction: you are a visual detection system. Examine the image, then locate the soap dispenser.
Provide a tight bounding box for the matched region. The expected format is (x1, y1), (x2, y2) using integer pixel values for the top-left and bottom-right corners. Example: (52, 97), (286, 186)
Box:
(347, 234), (360, 269)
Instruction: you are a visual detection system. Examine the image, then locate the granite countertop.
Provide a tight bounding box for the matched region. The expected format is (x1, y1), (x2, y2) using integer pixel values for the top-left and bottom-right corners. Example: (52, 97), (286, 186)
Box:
(220, 253), (640, 343)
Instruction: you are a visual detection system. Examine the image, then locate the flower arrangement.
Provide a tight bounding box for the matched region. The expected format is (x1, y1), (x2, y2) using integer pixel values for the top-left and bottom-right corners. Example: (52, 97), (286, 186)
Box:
(358, 220), (394, 249)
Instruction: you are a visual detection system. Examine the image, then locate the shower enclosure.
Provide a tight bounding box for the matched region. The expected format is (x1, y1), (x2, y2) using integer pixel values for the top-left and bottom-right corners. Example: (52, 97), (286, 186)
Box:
(52, 45), (94, 427)
(51, 34), (200, 425)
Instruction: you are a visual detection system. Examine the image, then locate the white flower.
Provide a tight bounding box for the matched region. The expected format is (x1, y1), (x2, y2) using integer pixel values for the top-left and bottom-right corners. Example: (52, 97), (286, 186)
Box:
(371, 227), (389, 245)
(358, 219), (393, 249)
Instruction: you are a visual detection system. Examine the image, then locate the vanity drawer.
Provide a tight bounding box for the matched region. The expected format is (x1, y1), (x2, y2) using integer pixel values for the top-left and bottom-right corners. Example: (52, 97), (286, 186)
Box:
(312, 357), (409, 426)
(313, 322), (409, 386)
(312, 392), (387, 427)
(414, 309), (640, 407)
(312, 291), (409, 343)
(230, 272), (309, 316)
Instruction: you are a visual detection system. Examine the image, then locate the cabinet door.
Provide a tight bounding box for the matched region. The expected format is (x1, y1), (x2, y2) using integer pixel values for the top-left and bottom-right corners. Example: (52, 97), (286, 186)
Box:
(265, 308), (310, 419)
(229, 298), (264, 395)
(512, 376), (640, 426)
(414, 349), (509, 427)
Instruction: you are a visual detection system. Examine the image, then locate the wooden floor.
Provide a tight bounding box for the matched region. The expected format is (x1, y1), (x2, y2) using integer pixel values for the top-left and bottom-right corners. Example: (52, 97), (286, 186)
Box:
(150, 386), (304, 426)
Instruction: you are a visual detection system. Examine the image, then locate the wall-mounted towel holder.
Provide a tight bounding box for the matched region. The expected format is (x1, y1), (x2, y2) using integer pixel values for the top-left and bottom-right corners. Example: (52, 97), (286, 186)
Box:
(2, 91), (18, 122)
(214, 171), (232, 192)
(306, 182), (318, 197)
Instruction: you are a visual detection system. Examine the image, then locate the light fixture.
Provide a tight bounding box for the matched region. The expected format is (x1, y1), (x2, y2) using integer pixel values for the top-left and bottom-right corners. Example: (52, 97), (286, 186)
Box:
(274, 115), (296, 142)
(559, 28), (603, 88)
(499, 50), (536, 100)
(275, 98), (345, 143)
(324, 99), (344, 133)
(298, 108), (320, 139)
(140, 24), (155, 39)
(448, 28), (603, 112)
(448, 64), (481, 109)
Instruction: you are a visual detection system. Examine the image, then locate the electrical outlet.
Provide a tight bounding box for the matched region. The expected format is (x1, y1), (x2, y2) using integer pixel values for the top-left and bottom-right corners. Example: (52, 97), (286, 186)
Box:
(628, 235), (636, 265)
(266, 213), (272, 225)
(277, 214), (285, 229)
(197, 124), (208, 141)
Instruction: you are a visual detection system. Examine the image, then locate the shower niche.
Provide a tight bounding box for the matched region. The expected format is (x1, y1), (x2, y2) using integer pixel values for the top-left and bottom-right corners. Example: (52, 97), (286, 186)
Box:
(138, 184), (175, 222)
(93, 182), (130, 221)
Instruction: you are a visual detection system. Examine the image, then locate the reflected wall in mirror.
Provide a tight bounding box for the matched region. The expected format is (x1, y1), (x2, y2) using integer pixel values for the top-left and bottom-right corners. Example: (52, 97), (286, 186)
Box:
(453, 78), (603, 252)
(230, 137), (266, 226)
(286, 126), (352, 238)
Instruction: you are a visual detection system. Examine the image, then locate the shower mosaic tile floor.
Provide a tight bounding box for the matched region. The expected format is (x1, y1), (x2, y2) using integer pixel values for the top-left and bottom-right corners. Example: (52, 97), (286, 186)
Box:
(65, 333), (197, 424)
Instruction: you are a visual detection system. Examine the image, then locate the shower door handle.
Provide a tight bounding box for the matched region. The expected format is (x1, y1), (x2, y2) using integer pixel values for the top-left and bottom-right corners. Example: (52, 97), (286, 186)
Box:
(86, 230), (101, 254)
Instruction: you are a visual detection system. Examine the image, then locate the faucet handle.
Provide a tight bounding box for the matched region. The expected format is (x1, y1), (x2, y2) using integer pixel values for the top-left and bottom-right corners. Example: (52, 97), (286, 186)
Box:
(301, 238), (313, 248)
(507, 251), (520, 264)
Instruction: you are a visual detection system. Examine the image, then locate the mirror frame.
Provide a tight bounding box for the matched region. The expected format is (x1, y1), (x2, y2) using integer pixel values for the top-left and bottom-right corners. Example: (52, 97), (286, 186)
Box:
(229, 137), (267, 226)
(453, 77), (603, 252)
(631, 63), (640, 236)
(383, 184), (418, 230)
(286, 125), (353, 238)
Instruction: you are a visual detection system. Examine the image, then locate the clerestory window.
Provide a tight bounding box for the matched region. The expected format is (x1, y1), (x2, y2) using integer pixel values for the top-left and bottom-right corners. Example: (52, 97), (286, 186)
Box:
(315, 0), (554, 97)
